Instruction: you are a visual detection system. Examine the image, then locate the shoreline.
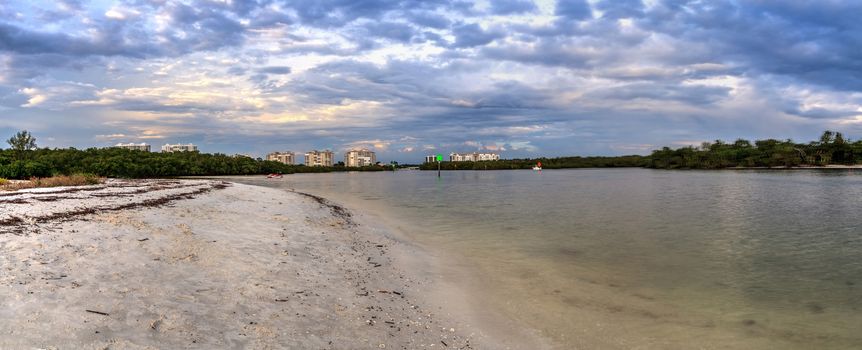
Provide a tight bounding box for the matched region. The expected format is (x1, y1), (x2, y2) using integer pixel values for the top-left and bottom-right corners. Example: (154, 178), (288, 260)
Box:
(0, 179), (543, 349)
(290, 186), (555, 350)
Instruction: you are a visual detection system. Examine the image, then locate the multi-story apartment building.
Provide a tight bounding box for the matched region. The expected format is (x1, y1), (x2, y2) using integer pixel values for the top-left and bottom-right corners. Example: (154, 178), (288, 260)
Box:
(161, 143), (198, 152)
(476, 152), (500, 161)
(266, 151), (295, 165)
(304, 150), (334, 167)
(424, 155), (438, 163)
(449, 152), (501, 162)
(345, 149), (376, 167)
(114, 143), (151, 152)
(449, 152), (473, 162)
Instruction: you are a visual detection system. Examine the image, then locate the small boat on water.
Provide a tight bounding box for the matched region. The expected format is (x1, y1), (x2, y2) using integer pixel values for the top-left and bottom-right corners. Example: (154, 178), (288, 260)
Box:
(266, 173), (283, 179)
(533, 161), (542, 171)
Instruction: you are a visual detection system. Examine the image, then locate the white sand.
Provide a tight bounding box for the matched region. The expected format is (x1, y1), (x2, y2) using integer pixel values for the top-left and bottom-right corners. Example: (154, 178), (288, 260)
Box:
(0, 180), (543, 349)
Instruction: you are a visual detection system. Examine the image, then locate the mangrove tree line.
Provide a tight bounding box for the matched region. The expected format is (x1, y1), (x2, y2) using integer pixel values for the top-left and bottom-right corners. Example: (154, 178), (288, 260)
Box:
(0, 131), (383, 179)
(647, 131), (862, 169)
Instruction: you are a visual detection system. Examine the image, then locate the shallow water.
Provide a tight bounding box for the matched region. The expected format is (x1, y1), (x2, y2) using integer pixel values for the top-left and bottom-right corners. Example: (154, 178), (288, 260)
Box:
(234, 169), (862, 349)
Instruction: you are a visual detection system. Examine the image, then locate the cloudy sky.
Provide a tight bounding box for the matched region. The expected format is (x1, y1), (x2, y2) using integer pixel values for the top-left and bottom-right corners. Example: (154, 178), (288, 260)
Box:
(1, 0), (861, 161)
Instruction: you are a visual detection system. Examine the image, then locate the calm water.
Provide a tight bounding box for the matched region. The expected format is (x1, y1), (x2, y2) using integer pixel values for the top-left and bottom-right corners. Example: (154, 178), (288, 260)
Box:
(234, 169), (862, 349)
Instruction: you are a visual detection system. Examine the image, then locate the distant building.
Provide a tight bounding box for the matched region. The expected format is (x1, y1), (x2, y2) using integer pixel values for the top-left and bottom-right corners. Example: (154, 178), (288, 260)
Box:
(267, 151), (295, 165)
(424, 155), (438, 163)
(345, 149), (376, 167)
(305, 150), (334, 167)
(449, 153), (473, 162)
(476, 153), (500, 161)
(449, 152), (500, 162)
(114, 143), (150, 152)
(161, 143), (198, 152)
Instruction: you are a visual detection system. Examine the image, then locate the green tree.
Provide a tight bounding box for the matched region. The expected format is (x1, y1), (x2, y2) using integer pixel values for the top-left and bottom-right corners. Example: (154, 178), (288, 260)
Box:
(6, 130), (37, 161)
(7, 130), (37, 151)
(646, 130), (862, 169)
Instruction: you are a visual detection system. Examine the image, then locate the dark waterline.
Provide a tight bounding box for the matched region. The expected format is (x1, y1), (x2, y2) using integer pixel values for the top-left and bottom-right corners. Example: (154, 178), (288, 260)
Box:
(231, 169), (862, 349)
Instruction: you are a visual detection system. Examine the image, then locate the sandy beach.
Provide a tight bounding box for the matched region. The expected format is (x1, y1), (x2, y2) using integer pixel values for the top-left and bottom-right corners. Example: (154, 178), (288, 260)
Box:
(0, 179), (545, 349)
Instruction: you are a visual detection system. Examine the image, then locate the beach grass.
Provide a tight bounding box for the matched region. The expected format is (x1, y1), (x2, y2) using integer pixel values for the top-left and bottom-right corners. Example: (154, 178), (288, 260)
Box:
(0, 174), (103, 191)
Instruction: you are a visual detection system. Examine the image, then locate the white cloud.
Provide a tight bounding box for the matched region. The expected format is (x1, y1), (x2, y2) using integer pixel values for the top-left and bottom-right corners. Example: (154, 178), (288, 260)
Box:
(105, 6), (141, 20)
(1, 0), (860, 160)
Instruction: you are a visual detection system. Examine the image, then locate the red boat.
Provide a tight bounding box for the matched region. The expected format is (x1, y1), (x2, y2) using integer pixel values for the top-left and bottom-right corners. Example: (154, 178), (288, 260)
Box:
(266, 173), (283, 179)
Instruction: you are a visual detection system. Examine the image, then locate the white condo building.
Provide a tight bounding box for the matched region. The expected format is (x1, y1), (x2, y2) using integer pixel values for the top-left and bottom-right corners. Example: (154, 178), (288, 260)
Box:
(424, 155), (438, 163)
(114, 143), (151, 152)
(266, 151), (295, 165)
(345, 149), (376, 167)
(161, 143), (198, 152)
(476, 153), (500, 161)
(449, 152), (500, 162)
(305, 150), (334, 167)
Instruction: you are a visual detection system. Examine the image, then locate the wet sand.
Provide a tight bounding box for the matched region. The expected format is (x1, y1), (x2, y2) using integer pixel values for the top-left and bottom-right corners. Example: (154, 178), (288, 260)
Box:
(0, 180), (545, 349)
